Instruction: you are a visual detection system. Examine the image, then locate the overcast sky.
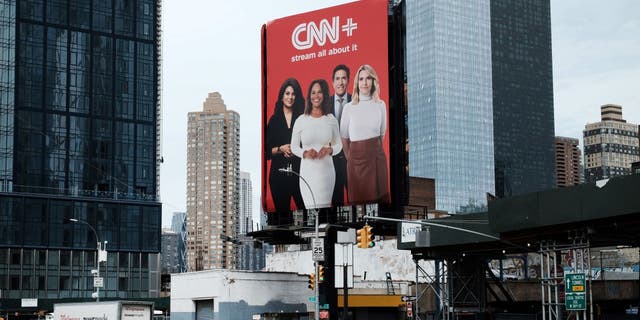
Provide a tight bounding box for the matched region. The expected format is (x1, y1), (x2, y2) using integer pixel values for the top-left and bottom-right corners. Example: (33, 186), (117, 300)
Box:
(160, 0), (640, 227)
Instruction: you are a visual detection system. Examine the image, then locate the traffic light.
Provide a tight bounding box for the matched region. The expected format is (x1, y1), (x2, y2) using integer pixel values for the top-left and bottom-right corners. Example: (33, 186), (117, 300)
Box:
(318, 265), (325, 283)
(356, 226), (368, 248)
(357, 224), (375, 248)
(365, 224), (375, 248)
(308, 273), (315, 290)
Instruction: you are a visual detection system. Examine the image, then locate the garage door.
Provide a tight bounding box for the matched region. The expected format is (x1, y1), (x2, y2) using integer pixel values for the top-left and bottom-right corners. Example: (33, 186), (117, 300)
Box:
(195, 299), (214, 320)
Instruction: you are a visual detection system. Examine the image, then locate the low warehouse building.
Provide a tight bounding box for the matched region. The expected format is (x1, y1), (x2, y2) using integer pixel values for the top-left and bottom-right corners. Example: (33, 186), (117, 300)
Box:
(170, 270), (312, 320)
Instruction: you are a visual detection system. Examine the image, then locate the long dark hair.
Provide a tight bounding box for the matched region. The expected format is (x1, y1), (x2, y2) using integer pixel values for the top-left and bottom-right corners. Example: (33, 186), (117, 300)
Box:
(274, 78), (305, 118)
(304, 79), (331, 115)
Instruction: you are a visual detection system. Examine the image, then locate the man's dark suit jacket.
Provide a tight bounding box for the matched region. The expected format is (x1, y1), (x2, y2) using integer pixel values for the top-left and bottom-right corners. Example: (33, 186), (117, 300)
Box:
(329, 93), (351, 206)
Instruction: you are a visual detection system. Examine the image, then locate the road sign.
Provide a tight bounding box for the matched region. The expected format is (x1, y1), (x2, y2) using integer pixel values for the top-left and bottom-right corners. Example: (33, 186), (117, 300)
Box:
(93, 276), (104, 288)
(308, 296), (316, 302)
(401, 296), (416, 302)
(565, 273), (586, 310)
(400, 222), (422, 243)
(21, 299), (37, 307)
(312, 238), (324, 261)
(566, 293), (586, 310)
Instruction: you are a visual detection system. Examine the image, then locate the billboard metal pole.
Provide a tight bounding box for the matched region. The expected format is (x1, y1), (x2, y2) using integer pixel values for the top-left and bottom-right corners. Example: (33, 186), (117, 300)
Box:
(279, 168), (319, 320)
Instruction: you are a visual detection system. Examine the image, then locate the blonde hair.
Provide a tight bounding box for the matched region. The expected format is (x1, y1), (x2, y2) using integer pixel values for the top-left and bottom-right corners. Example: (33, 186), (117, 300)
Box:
(351, 64), (381, 104)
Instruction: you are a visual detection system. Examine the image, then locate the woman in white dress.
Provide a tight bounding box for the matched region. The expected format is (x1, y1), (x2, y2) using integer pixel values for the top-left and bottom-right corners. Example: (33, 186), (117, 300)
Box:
(291, 79), (342, 209)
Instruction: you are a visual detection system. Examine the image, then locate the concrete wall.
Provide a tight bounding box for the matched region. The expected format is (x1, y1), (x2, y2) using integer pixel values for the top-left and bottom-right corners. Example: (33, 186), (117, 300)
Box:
(266, 239), (434, 281)
(171, 270), (312, 320)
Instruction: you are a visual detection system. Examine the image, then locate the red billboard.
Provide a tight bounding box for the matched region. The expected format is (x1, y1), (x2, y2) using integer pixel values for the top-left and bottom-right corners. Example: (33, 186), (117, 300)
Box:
(262, 0), (390, 215)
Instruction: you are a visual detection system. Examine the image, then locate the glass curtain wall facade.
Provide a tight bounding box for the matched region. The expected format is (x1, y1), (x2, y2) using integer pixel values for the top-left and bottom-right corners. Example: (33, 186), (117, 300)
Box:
(491, 0), (556, 197)
(406, 0), (495, 213)
(236, 235), (267, 271)
(170, 211), (187, 272)
(0, 0), (162, 300)
(0, 0), (16, 192)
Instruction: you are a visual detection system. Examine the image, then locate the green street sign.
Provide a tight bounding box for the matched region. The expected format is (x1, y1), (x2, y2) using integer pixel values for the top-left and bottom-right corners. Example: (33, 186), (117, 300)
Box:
(566, 293), (586, 310)
(565, 273), (586, 310)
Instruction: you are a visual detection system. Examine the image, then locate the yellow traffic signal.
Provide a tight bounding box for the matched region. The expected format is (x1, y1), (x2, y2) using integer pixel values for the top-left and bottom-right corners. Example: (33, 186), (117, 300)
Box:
(365, 224), (375, 248)
(357, 224), (375, 248)
(356, 226), (368, 248)
(318, 265), (325, 283)
(308, 273), (315, 290)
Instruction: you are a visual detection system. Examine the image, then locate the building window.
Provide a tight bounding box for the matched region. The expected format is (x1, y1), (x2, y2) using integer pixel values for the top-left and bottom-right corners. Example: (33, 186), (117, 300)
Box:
(61, 250), (71, 266)
(48, 276), (58, 291)
(59, 276), (71, 290)
(35, 250), (45, 266)
(38, 276), (46, 290)
(10, 251), (20, 265)
(119, 277), (128, 290)
(10, 276), (20, 290)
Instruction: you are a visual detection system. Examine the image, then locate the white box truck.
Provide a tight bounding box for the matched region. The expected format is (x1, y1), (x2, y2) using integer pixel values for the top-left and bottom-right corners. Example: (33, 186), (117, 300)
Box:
(53, 301), (153, 320)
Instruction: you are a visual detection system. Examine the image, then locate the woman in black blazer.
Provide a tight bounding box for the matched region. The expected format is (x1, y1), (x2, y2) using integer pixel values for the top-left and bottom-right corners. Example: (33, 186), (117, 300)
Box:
(266, 78), (306, 224)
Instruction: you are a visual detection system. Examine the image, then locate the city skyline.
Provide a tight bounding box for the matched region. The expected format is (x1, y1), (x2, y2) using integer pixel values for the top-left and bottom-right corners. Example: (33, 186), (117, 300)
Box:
(160, 0), (640, 226)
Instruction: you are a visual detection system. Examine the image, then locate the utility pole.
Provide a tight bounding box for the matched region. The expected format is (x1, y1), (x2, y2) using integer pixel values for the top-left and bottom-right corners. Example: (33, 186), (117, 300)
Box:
(337, 229), (355, 320)
(67, 218), (107, 301)
(279, 168), (320, 320)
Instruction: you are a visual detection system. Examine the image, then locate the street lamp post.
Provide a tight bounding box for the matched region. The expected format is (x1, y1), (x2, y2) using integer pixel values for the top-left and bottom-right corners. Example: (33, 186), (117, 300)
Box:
(68, 218), (104, 302)
(279, 167), (320, 320)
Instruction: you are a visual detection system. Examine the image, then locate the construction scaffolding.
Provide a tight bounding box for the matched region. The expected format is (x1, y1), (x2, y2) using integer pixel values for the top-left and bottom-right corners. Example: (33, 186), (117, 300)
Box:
(540, 231), (593, 320)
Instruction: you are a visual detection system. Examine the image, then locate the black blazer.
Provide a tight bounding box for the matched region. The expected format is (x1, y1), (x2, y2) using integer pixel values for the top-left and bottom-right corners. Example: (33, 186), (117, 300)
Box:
(329, 93), (352, 119)
(329, 94), (350, 159)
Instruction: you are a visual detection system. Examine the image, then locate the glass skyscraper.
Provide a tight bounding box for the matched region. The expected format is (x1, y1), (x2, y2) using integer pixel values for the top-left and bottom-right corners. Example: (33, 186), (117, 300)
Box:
(170, 211), (187, 272)
(0, 0), (162, 302)
(406, 0), (495, 213)
(491, 0), (556, 197)
(406, 0), (555, 213)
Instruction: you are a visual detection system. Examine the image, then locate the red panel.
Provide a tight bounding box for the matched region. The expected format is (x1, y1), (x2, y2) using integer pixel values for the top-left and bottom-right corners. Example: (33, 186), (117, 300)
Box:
(262, 0), (390, 213)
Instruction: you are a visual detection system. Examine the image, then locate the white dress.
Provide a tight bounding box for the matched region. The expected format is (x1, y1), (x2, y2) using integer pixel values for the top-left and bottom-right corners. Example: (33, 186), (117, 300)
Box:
(291, 114), (343, 209)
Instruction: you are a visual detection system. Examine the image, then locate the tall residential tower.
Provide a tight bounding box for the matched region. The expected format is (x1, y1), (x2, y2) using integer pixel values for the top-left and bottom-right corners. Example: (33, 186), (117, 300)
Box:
(239, 171), (252, 235)
(583, 104), (639, 183)
(555, 136), (582, 187)
(186, 92), (240, 270)
(0, 0), (162, 300)
(237, 171), (267, 271)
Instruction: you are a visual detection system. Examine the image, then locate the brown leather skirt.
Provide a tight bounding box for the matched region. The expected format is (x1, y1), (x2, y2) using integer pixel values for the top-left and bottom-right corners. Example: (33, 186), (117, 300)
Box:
(347, 137), (389, 204)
